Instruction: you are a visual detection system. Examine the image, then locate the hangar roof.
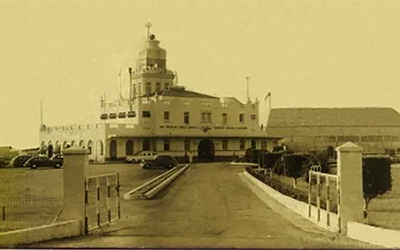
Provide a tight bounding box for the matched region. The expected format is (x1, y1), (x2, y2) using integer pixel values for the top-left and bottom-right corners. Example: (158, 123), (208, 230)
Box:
(267, 107), (400, 128)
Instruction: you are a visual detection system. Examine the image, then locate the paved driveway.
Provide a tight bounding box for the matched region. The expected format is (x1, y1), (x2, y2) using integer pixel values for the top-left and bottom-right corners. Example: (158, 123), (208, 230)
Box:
(31, 163), (374, 248)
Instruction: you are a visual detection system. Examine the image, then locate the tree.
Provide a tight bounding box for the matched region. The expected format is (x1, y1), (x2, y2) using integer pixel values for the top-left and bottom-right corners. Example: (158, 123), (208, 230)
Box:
(282, 155), (306, 188)
(362, 157), (392, 218)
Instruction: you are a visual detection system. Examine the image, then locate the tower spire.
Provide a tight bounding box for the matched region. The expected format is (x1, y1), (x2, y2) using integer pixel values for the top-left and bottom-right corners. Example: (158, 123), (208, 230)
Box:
(145, 22), (152, 39)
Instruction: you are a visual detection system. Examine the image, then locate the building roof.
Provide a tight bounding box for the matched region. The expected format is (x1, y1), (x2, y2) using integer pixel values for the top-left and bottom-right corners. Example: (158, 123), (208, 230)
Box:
(147, 86), (218, 99)
(267, 107), (400, 128)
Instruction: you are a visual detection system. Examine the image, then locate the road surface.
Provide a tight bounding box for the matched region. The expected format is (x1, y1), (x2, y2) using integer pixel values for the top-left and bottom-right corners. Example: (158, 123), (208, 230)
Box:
(30, 163), (374, 248)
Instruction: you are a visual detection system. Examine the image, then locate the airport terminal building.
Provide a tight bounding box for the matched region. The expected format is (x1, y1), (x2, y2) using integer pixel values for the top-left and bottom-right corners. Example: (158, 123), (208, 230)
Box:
(40, 29), (279, 162)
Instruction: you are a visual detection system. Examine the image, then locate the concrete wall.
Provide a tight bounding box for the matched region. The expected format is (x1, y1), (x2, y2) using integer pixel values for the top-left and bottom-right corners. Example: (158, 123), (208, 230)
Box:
(243, 171), (339, 232)
(0, 220), (81, 247)
(347, 221), (400, 248)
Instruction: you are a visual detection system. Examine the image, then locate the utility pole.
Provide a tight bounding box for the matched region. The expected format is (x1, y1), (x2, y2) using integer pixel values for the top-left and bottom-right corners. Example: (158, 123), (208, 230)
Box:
(119, 67), (122, 99)
(129, 67), (132, 112)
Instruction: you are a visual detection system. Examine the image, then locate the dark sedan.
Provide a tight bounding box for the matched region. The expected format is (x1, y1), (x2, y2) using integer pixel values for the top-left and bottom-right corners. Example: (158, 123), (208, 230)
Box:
(141, 155), (178, 169)
(10, 155), (33, 168)
(24, 156), (62, 169)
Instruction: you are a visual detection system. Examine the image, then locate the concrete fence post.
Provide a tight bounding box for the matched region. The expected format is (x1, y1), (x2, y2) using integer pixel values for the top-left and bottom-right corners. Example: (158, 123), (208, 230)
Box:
(336, 142), (364, 235)
(61, 148), (89, 234)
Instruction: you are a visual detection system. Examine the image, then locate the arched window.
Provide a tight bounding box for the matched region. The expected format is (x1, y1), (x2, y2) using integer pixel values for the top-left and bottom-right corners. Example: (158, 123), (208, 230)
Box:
(164, 140), (170, 151)
(239, 139), (245, 150)
(261, 141), (267, 150)
(40, 141), (46, 154)
(126, 140), (134, 155)
(63, 141), (68, 149)
(79, 140), (85, 148)
(55, 141), (61, 154)
(97, 140), (104, 156)
(87, 140), (93, 155)
(251, 140), (256, 149)
(70, 140), (75, 147)
(184, 139), (190, 151)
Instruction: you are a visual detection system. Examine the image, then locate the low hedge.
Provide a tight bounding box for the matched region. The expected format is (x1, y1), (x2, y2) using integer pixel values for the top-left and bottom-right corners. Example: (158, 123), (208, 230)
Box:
(246, 166), (338, 213)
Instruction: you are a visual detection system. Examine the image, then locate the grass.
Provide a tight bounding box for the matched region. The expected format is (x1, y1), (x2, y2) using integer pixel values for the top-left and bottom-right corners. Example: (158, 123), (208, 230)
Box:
(0, 163), (166, 232)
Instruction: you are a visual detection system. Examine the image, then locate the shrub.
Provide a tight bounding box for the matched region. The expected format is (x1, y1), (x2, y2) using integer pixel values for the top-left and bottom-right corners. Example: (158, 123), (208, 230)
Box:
(260, 152), (283, 169)
(362, 156), (392, 218)
(246, 166), (338, 213)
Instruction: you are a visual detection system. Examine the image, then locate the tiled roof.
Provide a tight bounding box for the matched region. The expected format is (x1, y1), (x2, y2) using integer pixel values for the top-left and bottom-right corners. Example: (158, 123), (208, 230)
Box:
(267, 107), (400, 127)
(147, 88), (218, 99)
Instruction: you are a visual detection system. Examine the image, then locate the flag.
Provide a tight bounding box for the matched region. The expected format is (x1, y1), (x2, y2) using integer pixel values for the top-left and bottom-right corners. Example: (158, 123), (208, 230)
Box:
(264, 92), (271, 101)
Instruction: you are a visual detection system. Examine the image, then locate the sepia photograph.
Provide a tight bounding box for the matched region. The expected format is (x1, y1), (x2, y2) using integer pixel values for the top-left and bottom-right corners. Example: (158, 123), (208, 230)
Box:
(1, 0), (400, 248)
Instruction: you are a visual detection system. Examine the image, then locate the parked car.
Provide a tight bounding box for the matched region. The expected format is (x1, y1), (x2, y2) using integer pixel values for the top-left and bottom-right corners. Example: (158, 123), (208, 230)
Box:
(23, 156), (62, 169)
(141, 155), (178, 169)
(0, 157), (6, 168)
(50, 154), (64, 166)
(9, 155), (33, 168)
(126, 151), (157, 163)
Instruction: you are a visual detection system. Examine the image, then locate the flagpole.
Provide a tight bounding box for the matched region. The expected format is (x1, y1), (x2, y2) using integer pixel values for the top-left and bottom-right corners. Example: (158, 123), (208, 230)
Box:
(119, 67), (122, 98)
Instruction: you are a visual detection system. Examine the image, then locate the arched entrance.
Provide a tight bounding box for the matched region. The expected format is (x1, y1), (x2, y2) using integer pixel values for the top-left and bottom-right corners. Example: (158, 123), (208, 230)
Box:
(198, 139), (215, 161)
(110, 140), (117, 160)
(142, 139), (150, 151)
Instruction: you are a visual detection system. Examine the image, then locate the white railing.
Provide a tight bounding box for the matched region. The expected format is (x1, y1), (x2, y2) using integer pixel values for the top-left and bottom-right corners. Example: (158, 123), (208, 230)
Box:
(308, 169), (341, 231)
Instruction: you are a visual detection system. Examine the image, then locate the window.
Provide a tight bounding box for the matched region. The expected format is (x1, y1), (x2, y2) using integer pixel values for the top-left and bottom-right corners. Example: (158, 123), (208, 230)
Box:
(156, 82), (161, 92)
(142, 111), (151, 118)
(164, 111), (170, 122)
(146, 82), (151, 95)
(329, 136), (337, 143)
(201, 111), (212, 123)
(361, 136), (369, 142)
(133, 84), (137, 97)
(222, 113), (227, 125)
(164, 140), (170, 151)
(165, 83), (170, 89)
(239, 114), (245, 123)
(261, 141), (267, 150)
(222, 140), (228, 150)
(251, 114), (256, 121)
(184, 112), (189, 124)
(251, 140), (256, 149)
(239, 139), (245, 150)
(376, 136), (383, 142)
(384, 136), (392, 142)
(184, 139), (190, 151)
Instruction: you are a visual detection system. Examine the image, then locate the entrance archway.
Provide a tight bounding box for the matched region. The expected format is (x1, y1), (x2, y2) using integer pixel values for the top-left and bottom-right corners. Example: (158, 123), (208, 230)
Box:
(126, 140), (134, 155)
(110, 140), (117, 160)
(47, 144), (53, 158)
(143, 139), (150, 151)
(197, 139), (215, 161)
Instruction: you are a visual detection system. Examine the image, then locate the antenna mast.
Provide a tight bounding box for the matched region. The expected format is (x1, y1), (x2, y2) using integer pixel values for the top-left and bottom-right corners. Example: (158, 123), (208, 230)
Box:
(129, 68), (132, 112)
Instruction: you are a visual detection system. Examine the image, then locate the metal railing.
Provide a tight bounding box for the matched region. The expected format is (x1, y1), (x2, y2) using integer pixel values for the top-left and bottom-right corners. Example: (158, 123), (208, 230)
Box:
(84, 173), (120, 233)
(0, 196), (63, 232)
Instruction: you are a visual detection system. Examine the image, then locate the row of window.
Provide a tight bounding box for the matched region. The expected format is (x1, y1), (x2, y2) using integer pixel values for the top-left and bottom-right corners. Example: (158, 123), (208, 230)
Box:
(133, 82), (171, 96)
(300, 135), (400, 143)
(124, 139), (267, 152)
(163, 111), (256, 124)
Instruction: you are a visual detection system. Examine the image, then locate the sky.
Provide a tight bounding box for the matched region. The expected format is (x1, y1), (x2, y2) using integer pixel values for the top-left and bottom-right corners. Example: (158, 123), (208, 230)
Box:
(1, 1), (400, 149)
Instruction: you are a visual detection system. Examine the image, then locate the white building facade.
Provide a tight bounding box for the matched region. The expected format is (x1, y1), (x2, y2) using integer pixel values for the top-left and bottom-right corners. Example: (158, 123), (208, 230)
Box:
(40, 29), (280, 162)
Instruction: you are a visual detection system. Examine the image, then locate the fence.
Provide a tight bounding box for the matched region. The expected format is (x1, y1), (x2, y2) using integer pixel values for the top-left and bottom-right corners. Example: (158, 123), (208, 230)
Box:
(85, 173), (120, 233)
(308, 169), (340, 231)
(0, 196), (63, 232)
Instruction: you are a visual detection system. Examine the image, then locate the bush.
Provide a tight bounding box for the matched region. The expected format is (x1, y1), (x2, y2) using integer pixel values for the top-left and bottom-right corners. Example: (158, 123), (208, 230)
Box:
(260, 152), (283, 169)
(362, 156), (392, 218)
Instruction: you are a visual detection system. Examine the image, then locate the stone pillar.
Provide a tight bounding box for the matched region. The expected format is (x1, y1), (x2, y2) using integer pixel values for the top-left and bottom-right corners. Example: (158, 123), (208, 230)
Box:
(336, 142), (364, 234)
(62, 148), (89, 233)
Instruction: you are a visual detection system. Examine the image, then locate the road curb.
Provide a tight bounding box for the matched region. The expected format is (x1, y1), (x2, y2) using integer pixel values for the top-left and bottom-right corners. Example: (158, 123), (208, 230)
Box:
(144, 164), (189, 199)
(123, 166), (180, 200)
